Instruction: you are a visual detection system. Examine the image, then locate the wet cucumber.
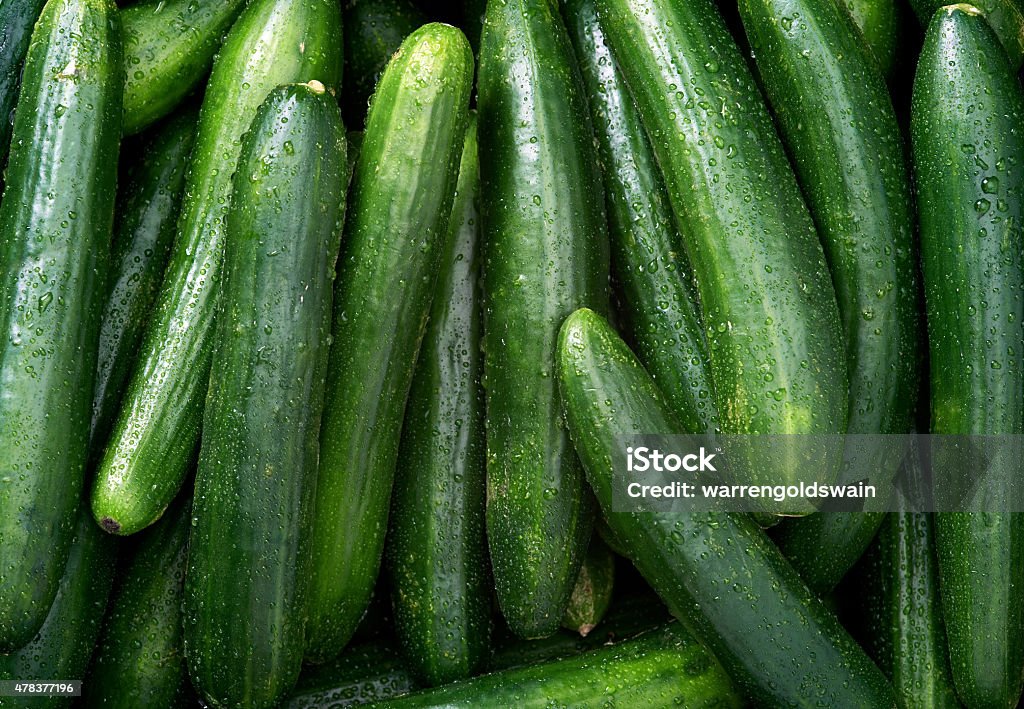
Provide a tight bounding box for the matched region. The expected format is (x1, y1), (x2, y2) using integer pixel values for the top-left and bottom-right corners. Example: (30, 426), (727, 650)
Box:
(0, 0), (46, 175)
(840, 0), (901, 75)
(281, 641), (418, 709)
(478, 0), (609, 639)
(306, 23), (474, 663)
(909, 0), (1024, 69)
(556, 308), (895, 706)
(91, 0), (343, 537)
(560, 536), (615, 637)
(386, 117), (490, 686)
(184, 82), (347, 709)
(120, 0), (247, 135)
(0, 0), (121, 651)
(912, 6), (1024, 706)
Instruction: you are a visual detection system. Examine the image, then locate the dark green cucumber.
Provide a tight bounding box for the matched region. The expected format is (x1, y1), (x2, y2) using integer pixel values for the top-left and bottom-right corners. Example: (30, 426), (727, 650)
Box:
(0, 0), (47, 175)
(840, 0), (901, 75)
(90, 107), (198, 452)
(369, 622), (741, 708)
(557, 308), (895, 706)
(120, 0), (248, 135)
(0, 509), (117, 708)
(909, 0), (1024, 69)
(83, 496), (191, 709)
(560, 536), (615, 637)
(595, 0), (847, 511)
(184, 82), (347, 709)
(386, 116), (490, 686)
(307, 23), (473, 663)
(477, 0), (609, 638)
(281, 641), (419, 709)
(91, 0), (343, 537)
(563, 0), (715, 436)
(342, 0), (425, 129)
(912, 6), (1024, 707)
(0, 0), (121, 651)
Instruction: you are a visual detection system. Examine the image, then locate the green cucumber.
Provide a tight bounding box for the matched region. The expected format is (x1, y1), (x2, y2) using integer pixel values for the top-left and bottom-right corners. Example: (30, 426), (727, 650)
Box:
(91, 0), (343, 537)
(120, 0), (248, 135)
(477, 0), (609, 638)
(306, 23), (473, 663)
(386, 116), (490, 686)
(83, 496), (191, 709)
(0, 509), (117, 708)
(342, 0), (425, 129)
(912, 6), (1024, 707)
(595, 0), (847, 511)
(563, 0), (714, 436)
(909, 0), (1024, 69)
(0, 0), (121, 651)
(90, 107), (198, 452)
(368, 622), (741, 709)
(184, 81), (347, 709)
(560, 537), (615, 637)
(281, 641), (419, 709)
(840, 0), (901, 75)
(0, 0), (47, 176)
(557, 308), (895, 706)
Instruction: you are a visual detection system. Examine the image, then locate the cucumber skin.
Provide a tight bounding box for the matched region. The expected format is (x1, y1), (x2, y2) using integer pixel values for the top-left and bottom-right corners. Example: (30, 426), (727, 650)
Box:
(562, 0), (715, 436)
(0, 0), (47, 173)
(840, 0), (900, 75)
(386, 117), (491, 686)
(306, 23), (474, 663)
(370, 623), (742, 709)
(91, 0), (343, 538)
(83, 497), (191, 709)
(0, 0), (121, 651)
(560, 536), (615, 636)
(90, 107), (198, 452)
(912, 7), (1024, 708)
(281, 641), (418, 709)
(184, 83), (347, 709)
(120, 0), (247, 135)
(557, 308), (895, 707)
(477, 0), (609, 639)
(909, 0), (1024, 69)
(595, 0), (847, 501)
(0, 509), (118, 708)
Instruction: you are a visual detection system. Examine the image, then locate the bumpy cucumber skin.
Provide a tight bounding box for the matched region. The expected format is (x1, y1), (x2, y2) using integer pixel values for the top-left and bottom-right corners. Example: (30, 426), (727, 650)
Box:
(560, 536), (615, 636)
(184, 83), (347, 709)
(120, 0), (247, 135)
(307, 24), (474, 663)
(912, 7), (1024, 708)
(595, 0), (847, 505)
(477, 0), (609, 639)
(0, 0), (121, 651)
(91, 0), (343, 538)
(281, 641), (418, 709)
(563, 0), (715, 436)
(83, 497), (191, 709)
(0, 509), (118, 708)
(840, 0), (900, 75)
(0, 0), (47, 175)
(386, 117), (491, 687)
(90, 107), (198, 452)
(909, 0), (1024, 69)
(557, 309), (895, 707)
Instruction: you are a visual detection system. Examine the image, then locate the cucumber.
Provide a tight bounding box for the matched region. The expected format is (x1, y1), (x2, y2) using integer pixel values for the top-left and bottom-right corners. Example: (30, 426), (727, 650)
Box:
(0, 0), (46, 176)
(478, 0), (609, 638)
(556, 308), (895, 706)
(120, 0), (248, 135)
(281, 641), (419, 709)
(342, 0), (425, 129)
(83, 496), (191, 709)
(0, 0), (121, 651)
(909, 0), (1024, 69)
(386, 116), (490, 686)
(369, 622), (741, 708)
(840, 0), (900, 75)
(0, 509), (117, 708)
(91, 0), (343, 537)
(912, 6), (1024, 707)
(562, 0), (715, 436)
(306, 23), (474, 663)
(595, 0), (847, 511)
(560, 536), (615, 637)
(184, 81), (347, 709)
(90, 107), (198, 452)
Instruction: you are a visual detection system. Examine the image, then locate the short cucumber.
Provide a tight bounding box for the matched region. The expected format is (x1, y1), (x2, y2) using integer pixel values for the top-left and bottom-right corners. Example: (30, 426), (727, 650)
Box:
(560, 536), (615, 637)
(0, 0), (121, 651)
(184, 81), (347, 709)
(91, 0), (343, 537)
(0, 0), (46, 175)
(83, 496), (191, 709)
(280, 641), (419, 709)
(912, 5), (1024, 707)
(120, 0), (248, 135)
(477, 0), (609, 638)
(386, 116), (490, 686)
(557, 308), (895, 706)
(840, 0), (901, 75)
(306, 23), (474, 663)
(909, 0), (1024, 68)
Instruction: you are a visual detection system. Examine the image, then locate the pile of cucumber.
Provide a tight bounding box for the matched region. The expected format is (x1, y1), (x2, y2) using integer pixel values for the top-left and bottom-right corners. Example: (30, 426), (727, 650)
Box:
(0, 0), (1022, 705)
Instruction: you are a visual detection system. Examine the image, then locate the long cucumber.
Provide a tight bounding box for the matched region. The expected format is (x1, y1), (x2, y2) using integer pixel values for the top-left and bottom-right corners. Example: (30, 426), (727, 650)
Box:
(909, 0), (1024, 69)
(0, 0), (47, 177)
(840, 0), (901, 75)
